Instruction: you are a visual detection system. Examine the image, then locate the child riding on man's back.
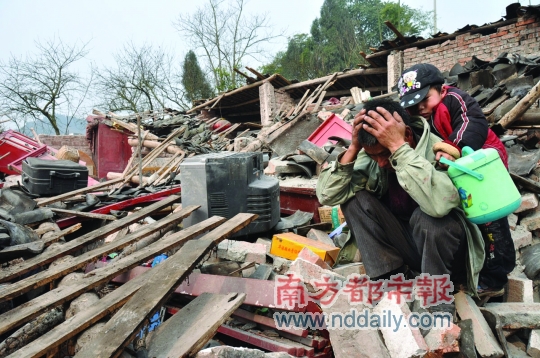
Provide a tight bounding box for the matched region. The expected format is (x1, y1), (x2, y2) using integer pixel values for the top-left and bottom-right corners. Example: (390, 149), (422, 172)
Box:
(397, 63), (515, 299)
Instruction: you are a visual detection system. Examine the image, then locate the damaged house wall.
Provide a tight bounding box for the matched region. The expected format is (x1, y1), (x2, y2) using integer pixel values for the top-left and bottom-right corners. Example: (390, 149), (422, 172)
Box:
(259, 83), (296, 126)
(402, 16), (540, 72)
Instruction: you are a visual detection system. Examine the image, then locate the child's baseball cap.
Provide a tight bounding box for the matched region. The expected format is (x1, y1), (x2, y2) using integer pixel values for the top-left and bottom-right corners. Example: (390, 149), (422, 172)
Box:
(398, 63), (445, 108)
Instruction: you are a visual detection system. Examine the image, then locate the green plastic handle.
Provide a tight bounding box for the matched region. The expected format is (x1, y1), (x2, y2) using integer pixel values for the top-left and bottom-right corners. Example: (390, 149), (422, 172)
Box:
(462, 146), (474, 156)
(440, 157), (484, 181)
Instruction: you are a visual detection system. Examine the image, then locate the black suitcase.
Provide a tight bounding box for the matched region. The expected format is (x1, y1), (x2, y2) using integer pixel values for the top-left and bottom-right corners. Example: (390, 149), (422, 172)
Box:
(22, 158), (88, 196)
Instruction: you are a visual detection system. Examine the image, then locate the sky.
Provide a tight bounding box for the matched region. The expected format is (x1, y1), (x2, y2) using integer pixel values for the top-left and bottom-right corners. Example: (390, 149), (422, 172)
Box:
(1, 0), (539, 75)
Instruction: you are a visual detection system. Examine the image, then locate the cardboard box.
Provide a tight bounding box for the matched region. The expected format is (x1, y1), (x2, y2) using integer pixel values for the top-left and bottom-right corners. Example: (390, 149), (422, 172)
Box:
(270, 232), (340, 266)
(318, 206), (345, 226)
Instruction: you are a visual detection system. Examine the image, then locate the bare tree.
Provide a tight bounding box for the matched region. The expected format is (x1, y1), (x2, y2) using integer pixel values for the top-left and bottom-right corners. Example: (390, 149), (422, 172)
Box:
(174, 0), (280, 92)
(95, 43), (188, 113)
(0, 38), (92, 135)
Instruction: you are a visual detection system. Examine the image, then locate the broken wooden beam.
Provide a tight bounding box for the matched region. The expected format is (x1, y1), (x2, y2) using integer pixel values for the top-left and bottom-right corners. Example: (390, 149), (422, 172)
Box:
(245, 66), (267, 80)
(0, 308), (64, 357)
(75, 214), (257, 358)
(278, 68), (387, 92)
(49, 208), (116, 221)
(511, 172), (540, 194)
(384, 21), (409, 44)
(234, 68), (257, 83)
(126, 139), (184, 155)
(35, 178), (124, 207)
(187, 75), (278, 114)
(147, 293), (246, 358)
(359, 51), (380, 67)
(41, 224), (82, 246)
(0, 195), (181, 284)
(498, 79), (540, 129)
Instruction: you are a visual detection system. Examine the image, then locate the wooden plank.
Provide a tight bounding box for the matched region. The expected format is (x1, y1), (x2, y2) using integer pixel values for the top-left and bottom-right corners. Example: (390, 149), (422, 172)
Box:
(499, 79), (540, 128)
(187, 74), (277, 114)
(75, 213), (257, 358)
(511, 172), (540, 194)
(215, 97), (260, 109)
(293, 89), (311, 115)
(384, 21), (408, 44)
(278, 68), (386, 91)
(234, 68), (256, 83)
(36, 178), (124, 207)
(49, 208), (117, 221)
(1, 308), (64, 357)
(123, 127), (185, 183)
(245, 66), (266, 80)
(153, 154), (185, 186)
(0, 195), (181, 284)
(42, 224), (82, 246)
(147, 293), (246, 358)
(127, 139), (184, 155)
(311, 91), (327, 113)
(210, 94), (225, 109)
(359, 51), (379, 67)
(146, 151), (181, 185)
(325, 87), (386, 97)
(0, 205), (198, 302)
(0, 216), (226, 337)
(7, 267), (152, 358)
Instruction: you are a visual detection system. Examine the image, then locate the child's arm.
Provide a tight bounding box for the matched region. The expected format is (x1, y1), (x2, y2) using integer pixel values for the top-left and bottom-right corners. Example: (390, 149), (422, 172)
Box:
(444, 89), (488, 150)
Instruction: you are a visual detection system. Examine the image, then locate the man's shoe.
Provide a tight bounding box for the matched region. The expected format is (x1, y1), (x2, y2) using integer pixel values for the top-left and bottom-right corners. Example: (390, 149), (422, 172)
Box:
(477, 286), (505, 298)
(476, 286), (505, 306)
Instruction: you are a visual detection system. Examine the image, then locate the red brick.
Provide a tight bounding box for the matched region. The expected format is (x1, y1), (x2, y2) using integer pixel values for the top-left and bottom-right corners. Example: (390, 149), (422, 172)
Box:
(297, 247), (331, 270)
(425, 323), (461, 354)
(499, 24), (517, 31)
(516, 18), (537, 27)
(502, 33), (520, 40)
(491, 31), (508, 38)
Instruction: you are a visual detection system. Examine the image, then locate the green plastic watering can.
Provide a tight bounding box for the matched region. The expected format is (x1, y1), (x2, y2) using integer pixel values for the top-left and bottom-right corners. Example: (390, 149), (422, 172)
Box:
(440, 146), (521, 224)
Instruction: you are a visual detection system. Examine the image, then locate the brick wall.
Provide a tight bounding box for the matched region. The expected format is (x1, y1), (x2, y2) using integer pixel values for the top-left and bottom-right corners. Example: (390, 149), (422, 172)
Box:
(275, 89), (295, 110)
(39, 135), (92, 156)
(403, 17), (540, 72)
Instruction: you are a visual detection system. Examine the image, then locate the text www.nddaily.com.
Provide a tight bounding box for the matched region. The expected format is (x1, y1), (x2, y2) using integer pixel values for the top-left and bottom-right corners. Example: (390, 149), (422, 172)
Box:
(273, 309), (452, 332)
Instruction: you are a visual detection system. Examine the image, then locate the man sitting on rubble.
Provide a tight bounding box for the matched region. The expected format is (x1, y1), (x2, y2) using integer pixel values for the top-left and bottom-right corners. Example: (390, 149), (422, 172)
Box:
(316, 98), (485, 299)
